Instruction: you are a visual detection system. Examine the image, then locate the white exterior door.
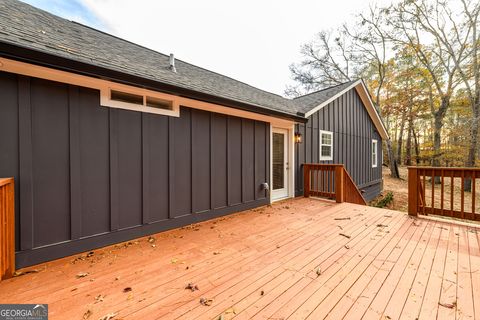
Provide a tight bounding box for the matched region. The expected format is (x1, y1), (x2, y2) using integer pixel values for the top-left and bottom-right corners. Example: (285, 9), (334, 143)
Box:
(271, 128), (289, 200)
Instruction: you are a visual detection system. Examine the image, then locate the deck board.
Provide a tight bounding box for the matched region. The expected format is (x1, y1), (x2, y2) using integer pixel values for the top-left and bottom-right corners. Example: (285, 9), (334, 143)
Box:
(0, 198), (479, 320)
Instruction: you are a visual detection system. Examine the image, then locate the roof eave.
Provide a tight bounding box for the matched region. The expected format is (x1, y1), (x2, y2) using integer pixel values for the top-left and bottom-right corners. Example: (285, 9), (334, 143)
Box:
(0, 41), (307, 124)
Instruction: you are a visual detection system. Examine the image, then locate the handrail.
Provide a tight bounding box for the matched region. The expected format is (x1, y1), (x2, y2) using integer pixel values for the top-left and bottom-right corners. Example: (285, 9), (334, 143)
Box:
(303, 164), (366, 205)
(0, 177), (15, 280)
(408, 167), (479, 221)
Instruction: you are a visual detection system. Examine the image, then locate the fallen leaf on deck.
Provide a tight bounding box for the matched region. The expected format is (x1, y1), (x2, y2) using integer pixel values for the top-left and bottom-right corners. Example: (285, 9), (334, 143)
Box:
(71, 288), (78, 292)
(345, 245), (350, 249)
(260, 290), (265, 296)
(98, 312), (117, 320)
(213, 251), (221, 255)
(224, 308), (237, 314)
(316, 268), (322, 276)
(339, 233), (351, 239)
(171, 258), (178, 264)
(76, 272), (89, 278)
(123, 287), (132, 293)
(83, 309), (92, 319)
(13, 269), (40, 277)
(384, 215), (393, 218)
(86, 251), (95, 258)
(185, 283), (199, 292)
(200, 297), (214, 306)
(127, 293), (134, 300)
(148, 236), (156, 243)
(376, 224), (388, 228)
(94, 294), (105, 303)
(439, 302), (456, 309)
(334, 217), (350, 220)
(115, 276), (120, 281)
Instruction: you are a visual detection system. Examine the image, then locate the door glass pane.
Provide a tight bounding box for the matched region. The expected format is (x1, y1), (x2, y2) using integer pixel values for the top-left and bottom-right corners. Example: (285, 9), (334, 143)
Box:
(273, 132), (284, 190)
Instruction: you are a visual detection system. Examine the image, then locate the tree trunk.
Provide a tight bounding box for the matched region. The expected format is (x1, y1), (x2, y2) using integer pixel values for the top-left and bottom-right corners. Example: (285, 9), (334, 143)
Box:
(464, 99), (480, 191)
(397, 113), (406, 164)
(412, 126), (420, 165)
(405, 116), (413, 166)
(386, 139), (400, 178)
(432, 97), (449, 183)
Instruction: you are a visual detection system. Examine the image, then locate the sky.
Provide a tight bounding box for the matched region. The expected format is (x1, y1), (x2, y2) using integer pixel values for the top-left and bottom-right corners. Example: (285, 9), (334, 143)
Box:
(21, 0), (390, 96)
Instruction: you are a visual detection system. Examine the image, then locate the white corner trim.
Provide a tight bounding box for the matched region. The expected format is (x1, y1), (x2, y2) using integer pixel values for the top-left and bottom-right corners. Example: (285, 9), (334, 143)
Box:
(0, 57), (297, 126)
(303, 79), (389, 140)
(319, 130), (333, 161)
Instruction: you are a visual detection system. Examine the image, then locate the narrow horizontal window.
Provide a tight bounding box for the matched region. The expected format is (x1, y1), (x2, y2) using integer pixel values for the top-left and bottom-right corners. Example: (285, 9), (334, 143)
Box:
(319, 130), (333, 161)
(146, 96), (173, 110)
(111, 90), (144, 105)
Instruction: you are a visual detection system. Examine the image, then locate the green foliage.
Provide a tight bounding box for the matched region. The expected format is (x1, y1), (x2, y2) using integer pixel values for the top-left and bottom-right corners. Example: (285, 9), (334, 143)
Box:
(374, 192), (394, 208)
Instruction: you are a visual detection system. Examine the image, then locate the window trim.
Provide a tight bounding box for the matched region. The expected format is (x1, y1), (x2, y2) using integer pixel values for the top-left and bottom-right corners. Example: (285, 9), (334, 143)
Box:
(319, 130), (334, 161)
(100, 86), (180, 117)
(372, 139), (378, 168)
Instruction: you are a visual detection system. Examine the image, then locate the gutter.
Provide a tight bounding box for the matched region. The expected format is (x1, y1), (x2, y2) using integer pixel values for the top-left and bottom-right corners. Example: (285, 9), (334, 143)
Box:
(0, 41), (307, 124)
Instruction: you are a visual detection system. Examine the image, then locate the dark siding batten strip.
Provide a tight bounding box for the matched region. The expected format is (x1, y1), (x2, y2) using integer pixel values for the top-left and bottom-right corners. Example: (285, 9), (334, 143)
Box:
(18, 76), (34, 251)
(68, 86), (82, 240)
(168, 116), (174, 219)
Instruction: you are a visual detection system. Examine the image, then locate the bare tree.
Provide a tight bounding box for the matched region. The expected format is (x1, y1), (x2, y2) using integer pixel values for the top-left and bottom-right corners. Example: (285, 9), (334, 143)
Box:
(386, 0), (462, 174)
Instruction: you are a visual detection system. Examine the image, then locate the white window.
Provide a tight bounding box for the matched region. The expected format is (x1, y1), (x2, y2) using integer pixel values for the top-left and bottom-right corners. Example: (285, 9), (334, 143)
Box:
(319, 130), (333, 161)
(372, 139), (378, 168)
(100, 86), (180, 117)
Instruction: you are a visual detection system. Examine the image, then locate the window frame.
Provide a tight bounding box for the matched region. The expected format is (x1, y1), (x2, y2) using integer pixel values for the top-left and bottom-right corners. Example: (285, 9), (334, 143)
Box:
(372, 139), (378, 168)
(319, 130), (334, 161)
(100, 85), (180, 117)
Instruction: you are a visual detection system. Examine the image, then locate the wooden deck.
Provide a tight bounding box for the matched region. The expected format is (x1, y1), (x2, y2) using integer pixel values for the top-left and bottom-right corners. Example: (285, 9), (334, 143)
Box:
(1, 198), (479, 320)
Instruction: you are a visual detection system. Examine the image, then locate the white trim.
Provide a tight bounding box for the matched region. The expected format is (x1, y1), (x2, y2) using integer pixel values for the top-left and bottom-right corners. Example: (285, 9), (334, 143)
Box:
(0, 57), (296, 126)
(319, 130), (334, 161)
(303, 79), (389, 140)
(372, 139), (378, 168)
(270, 124), (295, 203)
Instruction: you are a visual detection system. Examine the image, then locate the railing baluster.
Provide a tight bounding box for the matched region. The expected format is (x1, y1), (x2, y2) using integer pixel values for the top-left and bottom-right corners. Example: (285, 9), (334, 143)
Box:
(431, 168), (435, 213)
(451, 171), (454, 217)
(422, 169), (426, 215)
(441, 169), (444, 215)
(461, 170), (465, 219)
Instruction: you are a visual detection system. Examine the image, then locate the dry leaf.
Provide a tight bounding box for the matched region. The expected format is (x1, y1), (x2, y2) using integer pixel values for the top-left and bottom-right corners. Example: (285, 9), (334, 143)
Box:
(213, 251), (221, 255)
(76, 272), (89, 278)
(83, 309), (93, 319)
(171, 258), (178, 264)
(316, 268), (322, 276)
(334, 217), (350, 220)
(439, 302), (456, 309)
(345, 245), (350, 249)
(148, 236), (156, 243)
(200, 297), (213, 306)
(224, 308), (236, 315)
(185, 283), (199, 292)
(339, 233), (351, 239)
(94, 294), (105, 303)
(123, 287), (132, 293)
(13, 269), (40, 277)
(98, 312), (117, 320)
(260, 290), (265, 296)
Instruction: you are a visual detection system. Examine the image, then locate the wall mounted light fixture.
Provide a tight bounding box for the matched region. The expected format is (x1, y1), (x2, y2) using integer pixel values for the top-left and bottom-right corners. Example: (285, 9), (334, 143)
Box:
(294, 132), (302, 144)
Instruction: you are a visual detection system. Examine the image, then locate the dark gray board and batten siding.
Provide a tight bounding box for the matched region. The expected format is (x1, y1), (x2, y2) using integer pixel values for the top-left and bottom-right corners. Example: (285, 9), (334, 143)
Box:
(0, 71), (270, 268)
(295, 88), (383, 201)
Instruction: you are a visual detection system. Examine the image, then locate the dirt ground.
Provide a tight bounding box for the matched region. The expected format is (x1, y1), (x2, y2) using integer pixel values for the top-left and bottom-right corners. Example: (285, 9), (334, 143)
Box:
(373, 166), (480, 218)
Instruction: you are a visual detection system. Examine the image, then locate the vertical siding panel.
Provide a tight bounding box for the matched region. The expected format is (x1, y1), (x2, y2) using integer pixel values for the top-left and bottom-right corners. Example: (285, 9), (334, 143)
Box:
(69, 86), (82, 240)
(255, 122), (267, 200)
(0, 73), (20, 250)
(242, 120), (255, 202)
(192, 109), (211, 213)
(172, 108), (192, 217)
(227, 117), (242, 206)
(109, 108), (119, 230)
(212, 114), (228, 209)
(18, 76), (33, 251)
(78, 88), (110, 236)
(31, 79), (70, 247)
(141, 113), (150, 224)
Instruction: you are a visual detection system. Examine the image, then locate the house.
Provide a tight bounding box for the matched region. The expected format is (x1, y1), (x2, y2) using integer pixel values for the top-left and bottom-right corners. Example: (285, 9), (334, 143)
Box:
(0, 0), (388, 268)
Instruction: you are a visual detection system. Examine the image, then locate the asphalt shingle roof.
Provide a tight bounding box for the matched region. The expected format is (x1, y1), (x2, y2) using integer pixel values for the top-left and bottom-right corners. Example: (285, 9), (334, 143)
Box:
(293, 81), (358, 114)
(0, 0), (360, 119)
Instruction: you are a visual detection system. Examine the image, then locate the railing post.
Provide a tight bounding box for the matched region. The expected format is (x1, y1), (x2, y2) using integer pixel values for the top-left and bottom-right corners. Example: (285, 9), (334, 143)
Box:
(408, 167), (418, 216)
(335, 166), (344, 203)
(0, 178), (15, 280)
(303, 164), (310, 197)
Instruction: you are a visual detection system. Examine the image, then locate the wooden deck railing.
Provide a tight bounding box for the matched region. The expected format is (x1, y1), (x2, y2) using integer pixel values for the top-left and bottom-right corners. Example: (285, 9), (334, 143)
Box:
(408, 167), (480, 221)
(0, 178), (15, 280)
(303, 164), (366, 205)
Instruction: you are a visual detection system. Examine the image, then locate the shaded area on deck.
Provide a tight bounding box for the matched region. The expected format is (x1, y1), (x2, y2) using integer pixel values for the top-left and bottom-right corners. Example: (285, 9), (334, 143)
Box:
(0, 198), (479, 319)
